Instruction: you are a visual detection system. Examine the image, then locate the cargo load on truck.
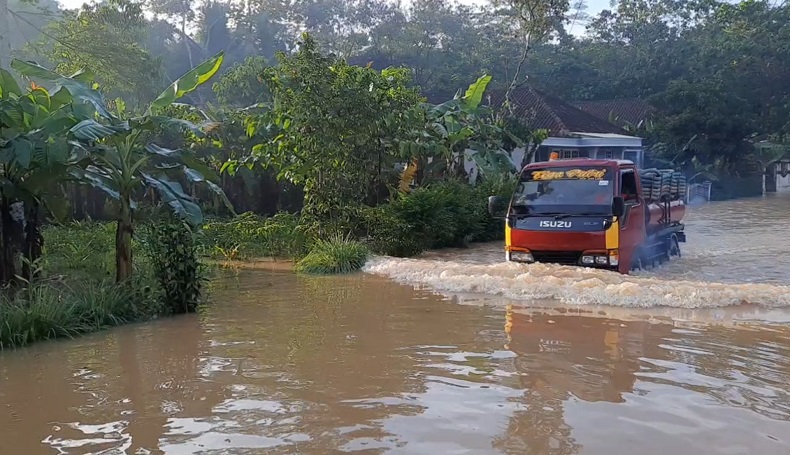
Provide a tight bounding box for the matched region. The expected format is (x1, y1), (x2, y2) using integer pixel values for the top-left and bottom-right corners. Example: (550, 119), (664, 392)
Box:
(637, 168), (687, 237)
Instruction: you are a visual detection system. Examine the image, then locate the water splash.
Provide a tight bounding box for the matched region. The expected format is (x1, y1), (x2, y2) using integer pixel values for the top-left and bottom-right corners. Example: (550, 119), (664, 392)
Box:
(362, 256), (790, 308)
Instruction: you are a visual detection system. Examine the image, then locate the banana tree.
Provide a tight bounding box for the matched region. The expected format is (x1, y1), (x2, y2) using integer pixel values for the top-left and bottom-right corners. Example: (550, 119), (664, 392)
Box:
(13, 53), (233, 283)
(0, 66), (97, 284)
(399, 75), (518, 186)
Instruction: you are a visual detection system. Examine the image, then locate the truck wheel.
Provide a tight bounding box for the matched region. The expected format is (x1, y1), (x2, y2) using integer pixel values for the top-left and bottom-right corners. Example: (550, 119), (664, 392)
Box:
(667, 235), (681, 258)
(630, 251), (645, 271)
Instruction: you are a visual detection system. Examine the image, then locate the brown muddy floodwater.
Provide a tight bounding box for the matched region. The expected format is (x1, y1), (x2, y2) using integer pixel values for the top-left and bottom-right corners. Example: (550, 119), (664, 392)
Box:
(2, 195), (790, 454)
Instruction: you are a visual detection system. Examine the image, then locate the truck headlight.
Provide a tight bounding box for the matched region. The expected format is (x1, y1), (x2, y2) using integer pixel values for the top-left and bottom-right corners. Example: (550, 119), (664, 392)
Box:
(595, 256), (608, 265)
(582, 255), (595, 265)
(510, 251), (534, 263)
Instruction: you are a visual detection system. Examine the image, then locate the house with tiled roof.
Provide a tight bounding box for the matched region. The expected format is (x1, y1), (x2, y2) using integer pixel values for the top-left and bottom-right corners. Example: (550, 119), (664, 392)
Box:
(571, 98), (657, 129)
(483, 87), (646, 168)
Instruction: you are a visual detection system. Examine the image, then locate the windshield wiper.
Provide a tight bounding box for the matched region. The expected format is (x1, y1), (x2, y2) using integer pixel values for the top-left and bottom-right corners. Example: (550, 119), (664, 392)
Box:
(572, 212), (608, 217)
(536, 212), (606, 219)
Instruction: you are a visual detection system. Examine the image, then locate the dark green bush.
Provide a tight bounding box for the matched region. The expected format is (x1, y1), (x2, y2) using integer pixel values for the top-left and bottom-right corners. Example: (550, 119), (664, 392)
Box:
(142, 220), (204, 314)
(360, 177), (516, 257)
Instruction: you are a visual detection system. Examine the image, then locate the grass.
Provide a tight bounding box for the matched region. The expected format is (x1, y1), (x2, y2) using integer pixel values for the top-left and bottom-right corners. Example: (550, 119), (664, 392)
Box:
(201, 212), (309, 260)
(0, 221), (166, 350)
(295, 236), (369, 274)
(42, 221), (118, 281)
(0, 279), (159, 349)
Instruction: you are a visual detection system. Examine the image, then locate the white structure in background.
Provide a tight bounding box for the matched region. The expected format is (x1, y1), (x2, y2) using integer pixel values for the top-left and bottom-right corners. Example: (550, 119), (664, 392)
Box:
(462, 132), (645, 182)
(687, 182), (713, 204)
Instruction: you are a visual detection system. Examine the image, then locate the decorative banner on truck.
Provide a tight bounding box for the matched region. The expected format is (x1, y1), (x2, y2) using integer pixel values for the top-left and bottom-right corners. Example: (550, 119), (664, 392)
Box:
(531, 169), (608, 181)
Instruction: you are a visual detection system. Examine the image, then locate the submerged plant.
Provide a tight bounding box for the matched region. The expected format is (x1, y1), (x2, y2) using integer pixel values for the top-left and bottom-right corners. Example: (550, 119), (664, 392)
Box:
(0, 278), (158, 350)
(295, 235), (369, 275)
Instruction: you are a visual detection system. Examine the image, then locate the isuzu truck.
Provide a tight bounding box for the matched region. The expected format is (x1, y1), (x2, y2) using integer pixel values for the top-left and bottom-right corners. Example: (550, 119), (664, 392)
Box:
(488, 157), (687, 274)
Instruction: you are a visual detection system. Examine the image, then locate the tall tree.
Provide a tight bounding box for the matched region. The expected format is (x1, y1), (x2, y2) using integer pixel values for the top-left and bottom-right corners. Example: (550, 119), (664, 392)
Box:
(491, 0), (570, 116)
(243, 34), (424, 217)
(37, 0), (164, 106)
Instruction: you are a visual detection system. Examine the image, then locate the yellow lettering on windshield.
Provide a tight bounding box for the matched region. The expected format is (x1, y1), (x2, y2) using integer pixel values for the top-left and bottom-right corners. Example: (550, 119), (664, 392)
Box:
(531, 168), (607, 181)
(531, 170), (566, 181)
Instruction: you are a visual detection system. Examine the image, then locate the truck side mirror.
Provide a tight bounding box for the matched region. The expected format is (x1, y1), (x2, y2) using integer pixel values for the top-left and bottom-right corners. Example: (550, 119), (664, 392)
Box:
(488, 196), (507, 218)
(612, 196), (625, 218)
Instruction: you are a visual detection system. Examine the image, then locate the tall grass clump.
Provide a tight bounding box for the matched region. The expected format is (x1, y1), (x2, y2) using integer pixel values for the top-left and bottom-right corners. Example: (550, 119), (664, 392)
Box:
(295, 236), (369, 274)
(0, 278), (159, 350)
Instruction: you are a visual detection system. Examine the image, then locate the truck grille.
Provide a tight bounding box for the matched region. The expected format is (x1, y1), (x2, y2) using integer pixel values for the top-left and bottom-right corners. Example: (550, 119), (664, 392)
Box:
(532, 251), (581, 266)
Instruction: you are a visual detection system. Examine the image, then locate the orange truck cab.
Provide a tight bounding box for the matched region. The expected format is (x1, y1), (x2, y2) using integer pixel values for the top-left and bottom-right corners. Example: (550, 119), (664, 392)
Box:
(488, 157), (686, 274)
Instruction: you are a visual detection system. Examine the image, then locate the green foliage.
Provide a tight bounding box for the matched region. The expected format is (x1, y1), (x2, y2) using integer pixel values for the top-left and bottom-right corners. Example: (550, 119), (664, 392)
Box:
(34, 0), (165, 105)
(0, 279), (158, 349)
(149, 51), (225, 113)
(0, 60), (113, 284)
(142, 219), (204, 314)
(403, 74), (519, 182)
(201, 212), (309, 260)
(10, 53), (232, 282)
(244, 33), (424, 217)
(361, 177), (516, 257)
(295, 236), (369, 275)
(213, 56), (270, 107)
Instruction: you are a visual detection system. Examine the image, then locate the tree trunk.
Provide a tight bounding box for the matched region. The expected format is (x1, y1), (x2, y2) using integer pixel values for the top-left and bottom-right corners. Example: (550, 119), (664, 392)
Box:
(522, 142), (537, 169)
(21, 202), (42, 283)
(115, 200), (134, 283)
(72, 185), (85, 220)
(0, 196), (16, 286)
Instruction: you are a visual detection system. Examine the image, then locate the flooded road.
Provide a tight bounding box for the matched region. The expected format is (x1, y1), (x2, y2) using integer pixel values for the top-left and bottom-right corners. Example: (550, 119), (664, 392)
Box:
(1, 195), (790, 454)
(365, 194), (790, 309)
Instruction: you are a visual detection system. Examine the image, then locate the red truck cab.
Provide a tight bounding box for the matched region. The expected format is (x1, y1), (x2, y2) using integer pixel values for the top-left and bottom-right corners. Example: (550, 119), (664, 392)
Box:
(488, 158), (686, 274)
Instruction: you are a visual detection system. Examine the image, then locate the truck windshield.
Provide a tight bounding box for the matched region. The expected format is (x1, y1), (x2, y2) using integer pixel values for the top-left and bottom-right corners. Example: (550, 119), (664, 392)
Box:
(511, 166), (614, 215)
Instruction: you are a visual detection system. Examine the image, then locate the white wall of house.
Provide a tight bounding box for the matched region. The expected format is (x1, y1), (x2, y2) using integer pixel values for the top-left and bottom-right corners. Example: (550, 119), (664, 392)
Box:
(765, 160), (790, 194)
(777, 172), (790, 192)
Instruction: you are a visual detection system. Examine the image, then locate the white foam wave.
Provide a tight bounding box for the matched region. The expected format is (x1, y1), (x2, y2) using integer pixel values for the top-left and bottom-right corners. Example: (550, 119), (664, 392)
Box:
(362, 257), (790, 309)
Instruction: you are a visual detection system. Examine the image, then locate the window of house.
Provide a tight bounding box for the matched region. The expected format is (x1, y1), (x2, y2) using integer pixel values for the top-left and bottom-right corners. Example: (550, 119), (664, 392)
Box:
(559, 149), (579, 159)
(600, 148), (614, 159)
(620, 170), (638, 200)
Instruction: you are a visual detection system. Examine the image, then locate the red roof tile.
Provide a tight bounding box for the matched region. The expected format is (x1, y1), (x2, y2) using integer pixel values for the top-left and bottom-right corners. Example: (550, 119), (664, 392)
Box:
(485, 86), (628, 137)
(571, 98), (657, 129)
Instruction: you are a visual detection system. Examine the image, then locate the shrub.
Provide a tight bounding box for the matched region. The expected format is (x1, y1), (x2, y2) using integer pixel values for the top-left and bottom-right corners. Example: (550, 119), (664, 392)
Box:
(141, 219), (205, 315)
(0, 278), (159, 350)
(360, 177), (516, 257)
(295, 236), (369, 274)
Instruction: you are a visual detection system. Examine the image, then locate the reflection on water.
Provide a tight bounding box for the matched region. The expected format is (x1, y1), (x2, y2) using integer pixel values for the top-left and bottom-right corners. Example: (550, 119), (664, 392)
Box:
(1, 271), (790, 454)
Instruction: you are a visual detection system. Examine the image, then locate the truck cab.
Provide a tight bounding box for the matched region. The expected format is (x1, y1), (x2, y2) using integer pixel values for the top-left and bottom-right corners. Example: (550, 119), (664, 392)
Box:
(488, 157), (685, 274)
